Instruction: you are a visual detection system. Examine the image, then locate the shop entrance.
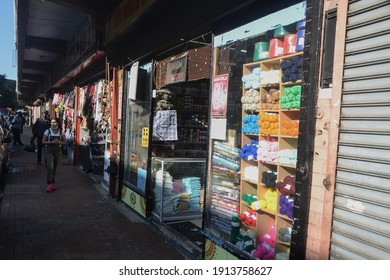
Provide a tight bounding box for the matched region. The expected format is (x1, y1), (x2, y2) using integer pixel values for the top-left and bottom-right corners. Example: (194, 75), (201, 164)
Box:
(150, 40), (212, 253)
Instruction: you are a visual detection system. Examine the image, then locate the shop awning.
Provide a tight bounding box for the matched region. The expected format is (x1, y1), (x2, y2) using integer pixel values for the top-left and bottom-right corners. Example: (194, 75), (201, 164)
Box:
(52, 50), (106, 89)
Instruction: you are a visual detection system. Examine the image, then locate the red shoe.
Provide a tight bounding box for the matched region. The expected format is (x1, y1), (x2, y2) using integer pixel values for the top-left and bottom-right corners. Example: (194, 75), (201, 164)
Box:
(46, 184), (54, 193)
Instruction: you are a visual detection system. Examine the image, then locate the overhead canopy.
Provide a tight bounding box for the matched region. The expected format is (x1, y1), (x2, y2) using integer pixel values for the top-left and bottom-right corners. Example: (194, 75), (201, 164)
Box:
(15, 0), (301, 104)
(15, 0), (122, 103)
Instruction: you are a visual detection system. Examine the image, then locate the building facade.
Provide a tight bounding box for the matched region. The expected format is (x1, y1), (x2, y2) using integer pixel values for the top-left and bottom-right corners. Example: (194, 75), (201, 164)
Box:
(14, 0), (390, 260)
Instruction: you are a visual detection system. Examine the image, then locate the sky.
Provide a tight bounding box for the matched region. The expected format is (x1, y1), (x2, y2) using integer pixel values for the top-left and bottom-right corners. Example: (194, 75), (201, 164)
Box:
(0, 0), (16, 80)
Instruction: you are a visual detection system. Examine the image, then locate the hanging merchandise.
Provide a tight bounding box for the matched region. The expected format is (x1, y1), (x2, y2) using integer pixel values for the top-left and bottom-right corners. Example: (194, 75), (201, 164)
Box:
(65, 92), (75, 108)
(93, 80), (110, 135)
(52, 93), (63, 106)
(152, 110), (178, 141)
(154, 89), (175, 111)
(83, 84), (96, 131)
(91, 80), (111, 175)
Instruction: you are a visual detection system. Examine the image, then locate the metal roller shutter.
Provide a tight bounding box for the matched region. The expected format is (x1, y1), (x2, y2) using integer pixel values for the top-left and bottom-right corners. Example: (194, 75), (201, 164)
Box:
(330, 0), (390, 260)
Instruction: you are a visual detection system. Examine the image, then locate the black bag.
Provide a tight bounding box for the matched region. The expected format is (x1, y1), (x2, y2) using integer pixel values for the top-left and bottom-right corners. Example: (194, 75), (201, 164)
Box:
(24, 138), (36, 152)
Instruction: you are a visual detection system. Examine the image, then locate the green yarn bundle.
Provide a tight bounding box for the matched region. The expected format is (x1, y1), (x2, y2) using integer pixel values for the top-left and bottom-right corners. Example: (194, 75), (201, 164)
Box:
(281, 85), (301, 109)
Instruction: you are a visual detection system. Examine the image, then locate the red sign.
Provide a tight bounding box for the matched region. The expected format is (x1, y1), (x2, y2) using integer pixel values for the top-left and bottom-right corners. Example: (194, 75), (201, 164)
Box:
(211, 74), (229, 117)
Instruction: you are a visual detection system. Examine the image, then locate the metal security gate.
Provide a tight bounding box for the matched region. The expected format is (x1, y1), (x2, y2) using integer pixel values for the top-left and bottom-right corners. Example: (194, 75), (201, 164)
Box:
(330, 0), (390, 259)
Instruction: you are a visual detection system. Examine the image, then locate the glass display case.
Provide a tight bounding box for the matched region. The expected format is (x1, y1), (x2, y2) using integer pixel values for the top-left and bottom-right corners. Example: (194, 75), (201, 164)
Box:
(151, 157), (206, 222)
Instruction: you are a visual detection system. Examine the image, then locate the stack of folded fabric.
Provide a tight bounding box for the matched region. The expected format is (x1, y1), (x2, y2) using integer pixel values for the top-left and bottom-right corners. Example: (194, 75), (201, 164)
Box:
(182, 177), (202, 212)
(155, 170), (179, 215)
(177, 192), (191, 212)
(210, 141), (241, 236)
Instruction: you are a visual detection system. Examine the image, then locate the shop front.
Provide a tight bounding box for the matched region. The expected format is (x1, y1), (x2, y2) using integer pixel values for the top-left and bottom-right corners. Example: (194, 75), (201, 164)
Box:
(119, 38), (212, 257)
(203, 2), (309, 260)
(116, 0), (315, 260)
(74, 78), (113, 189)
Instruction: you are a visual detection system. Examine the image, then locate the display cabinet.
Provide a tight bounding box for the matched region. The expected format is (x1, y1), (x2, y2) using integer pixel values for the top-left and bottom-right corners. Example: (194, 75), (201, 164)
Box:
(151, 157), (206, 222)
(239, 51), (302, 259)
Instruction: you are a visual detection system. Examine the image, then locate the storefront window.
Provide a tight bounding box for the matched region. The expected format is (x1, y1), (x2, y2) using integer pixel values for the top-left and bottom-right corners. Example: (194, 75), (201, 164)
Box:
(205, 2), (306, 260)
(123, 62), (153, 194)
(147, 43), (212, 246)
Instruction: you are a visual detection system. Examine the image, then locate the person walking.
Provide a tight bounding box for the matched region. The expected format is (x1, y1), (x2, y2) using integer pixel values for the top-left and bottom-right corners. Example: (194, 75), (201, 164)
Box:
(10, 112), (23, 145)
(32, 111), (50, 164)
(42, 118), (66, 192)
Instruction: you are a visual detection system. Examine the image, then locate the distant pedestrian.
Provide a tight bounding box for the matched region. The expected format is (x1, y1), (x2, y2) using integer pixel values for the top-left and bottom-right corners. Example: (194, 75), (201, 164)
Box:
(42, 118), (66, 192)
(20, 113), (26, 134)
(32, 111), (50, 164)
(10, 112), (23, 145)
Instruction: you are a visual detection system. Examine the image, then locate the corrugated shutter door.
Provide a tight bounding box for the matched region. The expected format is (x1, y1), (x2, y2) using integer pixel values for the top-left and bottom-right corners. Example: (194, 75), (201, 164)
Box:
(330, 0), (390, 260)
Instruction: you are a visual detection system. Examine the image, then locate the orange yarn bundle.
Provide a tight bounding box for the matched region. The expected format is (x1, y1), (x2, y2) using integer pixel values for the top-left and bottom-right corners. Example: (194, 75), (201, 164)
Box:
(259, 112), (279, 135)
(281, 120), (299, 136)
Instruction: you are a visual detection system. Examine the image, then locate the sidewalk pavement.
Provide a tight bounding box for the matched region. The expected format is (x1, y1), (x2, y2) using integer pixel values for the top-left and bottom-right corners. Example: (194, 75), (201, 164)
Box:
(0, 128), (185, 260)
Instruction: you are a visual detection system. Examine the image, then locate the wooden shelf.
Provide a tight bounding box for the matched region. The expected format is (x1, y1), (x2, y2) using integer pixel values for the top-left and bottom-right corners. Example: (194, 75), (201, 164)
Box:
(241, 178), (259, 185)
(279, 164), (296, 169)
(261, 83), (279, 88)
(282, 80), (302, 86)
(241, 222), (257, 230)
(277, 214), (293, 221)
(281, 51), (303, 59)
(259, 134), (279, 138)
(258, 208), (277, 216)
(279, 135), (298, 139)
(241, 201), (253, 208)
(260, 161), (278, 166)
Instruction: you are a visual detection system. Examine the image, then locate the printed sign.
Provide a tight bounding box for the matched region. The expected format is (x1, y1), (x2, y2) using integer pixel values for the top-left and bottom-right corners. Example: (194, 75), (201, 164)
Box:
(142, 127), (149, 147)
(211, 74), (229, 117)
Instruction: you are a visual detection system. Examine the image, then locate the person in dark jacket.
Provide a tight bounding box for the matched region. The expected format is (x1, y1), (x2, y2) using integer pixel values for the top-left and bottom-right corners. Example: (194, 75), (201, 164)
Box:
(32, 112), (50, 164)
(10, 112), (23, 145)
